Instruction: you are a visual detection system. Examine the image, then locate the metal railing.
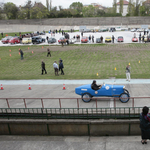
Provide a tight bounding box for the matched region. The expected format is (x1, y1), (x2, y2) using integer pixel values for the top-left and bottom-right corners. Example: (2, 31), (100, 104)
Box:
(0, 97), (149, 119)
(0, 107), (142, 119)
(0, 97), (138, 109)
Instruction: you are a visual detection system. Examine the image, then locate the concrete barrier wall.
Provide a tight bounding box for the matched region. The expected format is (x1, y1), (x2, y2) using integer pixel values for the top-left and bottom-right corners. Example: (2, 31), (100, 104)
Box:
(0, 16), (150, 33)
(0, 119), (141, 136)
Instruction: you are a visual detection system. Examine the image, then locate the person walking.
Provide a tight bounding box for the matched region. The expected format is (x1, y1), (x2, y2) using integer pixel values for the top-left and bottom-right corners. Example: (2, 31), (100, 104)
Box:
(100, 36), (103, 43)
(59, 60), (64, 75)
(112, 35), (115, 43)
(89, 35), (91, 43)
(19, 48), (24, 60)
(47, 48), (51, 57)
(53, 61), (59, 76)
(140, 106), (150, 144)
(126, 64), (131, 81)
(92, 35), (94, 43)
(41, 61), (47, 75)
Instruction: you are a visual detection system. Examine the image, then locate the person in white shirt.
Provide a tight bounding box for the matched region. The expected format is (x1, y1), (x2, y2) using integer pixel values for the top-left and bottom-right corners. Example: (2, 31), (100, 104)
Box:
(53, 61), (59, 76)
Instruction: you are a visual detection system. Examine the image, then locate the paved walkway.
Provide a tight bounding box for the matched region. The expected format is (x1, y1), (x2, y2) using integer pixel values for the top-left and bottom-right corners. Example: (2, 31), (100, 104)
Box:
(0, 136), (149, 150)
(0, 79), (150, 85)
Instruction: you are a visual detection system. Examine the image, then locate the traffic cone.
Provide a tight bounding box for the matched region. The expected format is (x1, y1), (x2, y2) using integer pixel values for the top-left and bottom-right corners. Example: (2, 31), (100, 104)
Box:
(0, 58), (1, 60)
(1, 84), (4, 90)
(28, 47), (29, 50)
(28, 84), (31, 90)
(10, 54), (11, 56)
(63, 84), (66, 90)
(42, 46), (43, 49)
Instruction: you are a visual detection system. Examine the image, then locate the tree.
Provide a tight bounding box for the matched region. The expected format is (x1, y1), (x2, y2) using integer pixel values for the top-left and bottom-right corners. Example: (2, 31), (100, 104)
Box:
(69, 2), (83, 13)
(24, 0), (33, 19)
(82, 5), (96, 17)
(134, 0), (140, 16)
(113, 0), (117, 13)
(127, 0), (135, 16)
(3, 2), (18, 19)
(119, 0), (123, 14)
(46, 0), (49, 11)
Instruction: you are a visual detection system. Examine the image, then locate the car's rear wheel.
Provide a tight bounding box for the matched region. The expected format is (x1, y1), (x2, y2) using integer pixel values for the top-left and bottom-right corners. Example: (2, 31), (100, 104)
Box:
(82, 93), (92, 103)
(119, 93), (130, 103)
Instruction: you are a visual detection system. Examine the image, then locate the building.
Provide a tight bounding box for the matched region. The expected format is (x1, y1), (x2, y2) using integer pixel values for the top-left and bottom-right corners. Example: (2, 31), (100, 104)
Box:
(83, 3), (105, 10)
(117, 0), (129, 16)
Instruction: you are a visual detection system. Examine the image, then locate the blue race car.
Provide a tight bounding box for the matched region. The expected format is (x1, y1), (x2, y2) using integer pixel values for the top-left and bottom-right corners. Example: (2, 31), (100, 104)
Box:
(75, 84), (130, 103)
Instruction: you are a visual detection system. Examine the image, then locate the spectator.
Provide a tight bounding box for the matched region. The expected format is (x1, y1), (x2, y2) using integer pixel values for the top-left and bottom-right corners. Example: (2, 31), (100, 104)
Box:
(19, 48), (24, 60)
(53, 61), (59, 76)
(100, 36), (103, 43)
(92, 35), (94, 43)
(59, 60), (64, 75)
(89, 35), (91, 43)
(46, 36), (49, 42)
(139, 34), (141, 43)
(140, 106), (150, 144)
(81, 32), (83, 37)
(47, 48), (51, 57)
(1, 32), (3, 37)
(126, 64), (131, 82)
(41, 61), (47, 75)
(112, 35), (115, 43)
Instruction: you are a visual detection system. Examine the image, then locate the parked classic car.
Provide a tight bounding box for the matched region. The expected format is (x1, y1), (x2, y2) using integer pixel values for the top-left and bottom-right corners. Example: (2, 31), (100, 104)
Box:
(75, 84), (130, 103)
(117, 36), (124, 42)
(69, 38), (76, 44)
(9, 37), (20, 44)
(58, 37), (67, 44)
(132, 37), (138, 42)
(22, 37), (32, 44)
(105, 36), (112, 43)
(32, 36), (45, 44)
(1, 36), (13, 44)
(48, 37), (56, 44)
(81, 36), (88, 43)
(96, 38), (101, 43)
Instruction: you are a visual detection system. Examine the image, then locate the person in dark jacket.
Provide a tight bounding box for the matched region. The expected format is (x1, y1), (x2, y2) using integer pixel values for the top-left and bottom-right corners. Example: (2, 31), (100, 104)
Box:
(91, 80), (103, 90)
(41, 61), (47, 75)
(59, 59), (64, 75)
(19, 48), (24, 60)
(47, 48), (51, 57)
(140, 106), (150, 144)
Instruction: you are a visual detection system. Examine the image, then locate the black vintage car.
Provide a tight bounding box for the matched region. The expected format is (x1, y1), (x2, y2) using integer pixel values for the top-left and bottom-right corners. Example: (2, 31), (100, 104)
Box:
(96, 38), (101, 43)
(32, 36), (45, 44)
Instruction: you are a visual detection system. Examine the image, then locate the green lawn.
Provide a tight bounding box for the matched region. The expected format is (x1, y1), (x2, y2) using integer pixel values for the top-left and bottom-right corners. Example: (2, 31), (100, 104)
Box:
(0, 43), (150, 80)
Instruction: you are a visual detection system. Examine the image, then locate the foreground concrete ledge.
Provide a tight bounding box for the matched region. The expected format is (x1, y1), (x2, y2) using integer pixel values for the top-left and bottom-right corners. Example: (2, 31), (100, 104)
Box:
(0, 119), (139, 124)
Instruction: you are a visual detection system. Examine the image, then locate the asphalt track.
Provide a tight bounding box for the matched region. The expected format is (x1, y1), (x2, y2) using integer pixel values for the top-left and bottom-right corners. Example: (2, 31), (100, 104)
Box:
(0, 79), (150, 108)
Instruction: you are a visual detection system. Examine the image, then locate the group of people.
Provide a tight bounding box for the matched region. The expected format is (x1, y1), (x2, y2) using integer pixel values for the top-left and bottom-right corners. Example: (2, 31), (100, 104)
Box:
(41, 58), (64, 76)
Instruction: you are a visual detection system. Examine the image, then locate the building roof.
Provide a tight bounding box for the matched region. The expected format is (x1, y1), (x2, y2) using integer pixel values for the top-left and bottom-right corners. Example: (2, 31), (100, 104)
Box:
(144, 0), (150, 4)
(33, 2), (46, 9)
(117, 0), (129, 5)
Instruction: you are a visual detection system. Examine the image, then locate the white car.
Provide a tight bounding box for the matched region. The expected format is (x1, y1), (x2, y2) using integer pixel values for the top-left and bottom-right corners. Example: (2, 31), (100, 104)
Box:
(69, 38), (76, 44)
(131, 28), (136, 32)
(137, 28), (144, 32)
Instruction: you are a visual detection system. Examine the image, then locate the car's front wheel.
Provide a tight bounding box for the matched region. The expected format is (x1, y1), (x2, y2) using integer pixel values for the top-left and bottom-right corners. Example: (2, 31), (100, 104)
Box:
(119, 93), (130, 103)
(82, 93), (92, 103)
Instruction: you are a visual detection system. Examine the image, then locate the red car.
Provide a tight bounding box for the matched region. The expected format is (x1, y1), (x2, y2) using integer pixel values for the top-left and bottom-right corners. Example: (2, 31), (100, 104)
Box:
(1, 36), (12, 44)
(81, 36), (88, 43)
(58, 37), (67, 44)
(132, 37), (138, 42)
(9, 37), (20, 44)
(117, 36), (124, 42)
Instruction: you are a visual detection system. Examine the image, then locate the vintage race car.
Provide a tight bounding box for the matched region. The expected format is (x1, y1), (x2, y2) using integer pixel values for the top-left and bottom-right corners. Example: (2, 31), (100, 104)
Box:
(75, 84), (130, 103)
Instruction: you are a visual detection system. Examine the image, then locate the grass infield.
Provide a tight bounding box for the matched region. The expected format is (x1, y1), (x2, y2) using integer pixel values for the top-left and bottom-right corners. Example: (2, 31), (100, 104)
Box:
(0, 43), (150, 80)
